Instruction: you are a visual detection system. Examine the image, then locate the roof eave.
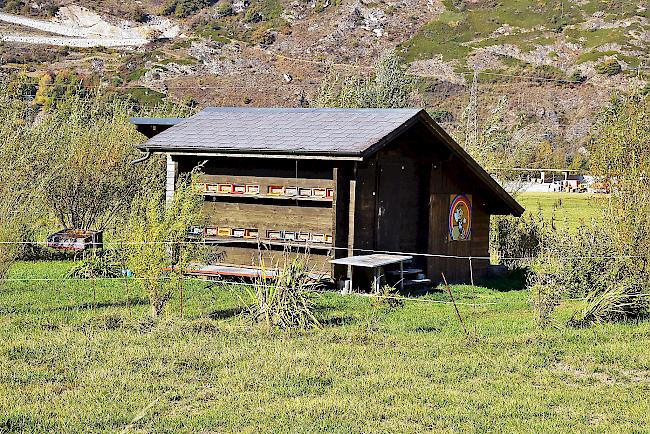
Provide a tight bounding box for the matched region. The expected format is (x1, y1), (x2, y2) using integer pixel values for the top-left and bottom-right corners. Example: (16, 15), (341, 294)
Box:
(359, 111), (423, 159)
(416, 111), (525, 217)
(143, 147), (365, 161)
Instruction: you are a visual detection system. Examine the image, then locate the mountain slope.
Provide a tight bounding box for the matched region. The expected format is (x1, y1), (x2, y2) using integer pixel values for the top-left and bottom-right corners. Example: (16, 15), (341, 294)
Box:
(0, 0), (648, 166)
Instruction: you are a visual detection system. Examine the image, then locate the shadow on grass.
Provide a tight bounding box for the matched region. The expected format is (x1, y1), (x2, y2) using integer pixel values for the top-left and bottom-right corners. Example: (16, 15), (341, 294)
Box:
(319, 316), (357, 326)
(478, 267), (529, 292)
(205, 307), (245, 320)
(53, 298), (149, 312)
(392, 267), (529, 296)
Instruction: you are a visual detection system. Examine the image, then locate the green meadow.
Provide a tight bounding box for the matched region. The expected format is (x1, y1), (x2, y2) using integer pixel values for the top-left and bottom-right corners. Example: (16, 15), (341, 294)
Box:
(1, 261), (649, 433)
(516, 192), (604, 230)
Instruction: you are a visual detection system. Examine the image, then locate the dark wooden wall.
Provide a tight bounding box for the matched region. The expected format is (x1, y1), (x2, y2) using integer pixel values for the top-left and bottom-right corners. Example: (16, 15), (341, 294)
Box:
(175, 155), (351, 278)
(351, 122), (498, 284)
(172, 118), (512, 286)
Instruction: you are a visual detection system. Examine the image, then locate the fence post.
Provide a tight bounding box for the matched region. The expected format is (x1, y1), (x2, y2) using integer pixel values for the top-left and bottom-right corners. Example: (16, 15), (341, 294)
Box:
(441, 273), (469, 338)
(469, 257), (474, 287)
(92, 276), (97, 317)
(180, 273), (184, 319)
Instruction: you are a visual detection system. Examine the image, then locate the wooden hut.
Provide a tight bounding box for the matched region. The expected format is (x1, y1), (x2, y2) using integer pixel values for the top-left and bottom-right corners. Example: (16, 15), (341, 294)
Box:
(132, 108), (523, 289)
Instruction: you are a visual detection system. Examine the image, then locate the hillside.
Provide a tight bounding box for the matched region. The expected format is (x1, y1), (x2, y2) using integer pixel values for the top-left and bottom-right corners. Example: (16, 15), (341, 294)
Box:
(0, 0), (648, 165)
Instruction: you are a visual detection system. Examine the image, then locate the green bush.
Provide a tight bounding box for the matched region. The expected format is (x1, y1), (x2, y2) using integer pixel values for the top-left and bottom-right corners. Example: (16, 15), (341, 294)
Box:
(528, 94), (650, 327)
(641, 82), (650, 96)
(568, 70), (586, 84)
(125, 173), (204, 319)
(68, 249), (123, 279)
(215, 1), (233, 17)
(429, 109), (454, 123)
(595, 58), (622, 76)
(315, 50), (415, 109)
(490, 209), (553, 268)
(244, 6), (263, 23)
(161, 0), (215, 18)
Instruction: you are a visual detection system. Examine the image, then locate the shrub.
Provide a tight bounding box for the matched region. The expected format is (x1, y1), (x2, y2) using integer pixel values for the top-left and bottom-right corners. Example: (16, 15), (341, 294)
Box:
(67, 249), (123, 279)
(490, 209), (553, 269)
(429, 109), (454, 123)
(315, 50), (416, 109)
(39, 95), (165, 231)
(568, 70), (586, 84)
(126, 174), (203, 319)
(250, 27), (275, 46)
(528, 94), (650, 327)
(244, 6), (263, 23)
(215, 2), (233, 17)
(244, 255), (321, 329)
(161, 0), (215, 18)
(641, 82), (650, 96)
(595, 58), (622, 76)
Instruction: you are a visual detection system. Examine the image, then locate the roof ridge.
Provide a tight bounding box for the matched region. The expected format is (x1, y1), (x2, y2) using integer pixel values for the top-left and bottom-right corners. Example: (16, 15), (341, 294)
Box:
(201, 107), (422, 113)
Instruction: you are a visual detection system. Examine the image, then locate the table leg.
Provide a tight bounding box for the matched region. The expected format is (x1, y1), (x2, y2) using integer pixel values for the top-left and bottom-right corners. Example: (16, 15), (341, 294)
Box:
(374, 267), (380, 294)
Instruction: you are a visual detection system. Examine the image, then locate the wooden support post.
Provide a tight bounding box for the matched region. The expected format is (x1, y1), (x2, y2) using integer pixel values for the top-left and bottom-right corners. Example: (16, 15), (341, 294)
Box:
(400, 261), (404, 292)
(469, 257), (474, 286)
(332, 165), (351, 282)
(166, 154), (178, 208)
(348, 178), (356, 281)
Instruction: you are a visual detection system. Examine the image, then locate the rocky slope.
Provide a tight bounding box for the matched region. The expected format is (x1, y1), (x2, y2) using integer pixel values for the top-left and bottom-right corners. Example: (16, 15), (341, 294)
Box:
(0, 0), (648, 164)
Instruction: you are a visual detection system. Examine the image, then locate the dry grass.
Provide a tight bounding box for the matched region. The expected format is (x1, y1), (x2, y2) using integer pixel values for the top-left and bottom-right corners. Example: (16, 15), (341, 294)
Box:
(0, 261), (649, 433)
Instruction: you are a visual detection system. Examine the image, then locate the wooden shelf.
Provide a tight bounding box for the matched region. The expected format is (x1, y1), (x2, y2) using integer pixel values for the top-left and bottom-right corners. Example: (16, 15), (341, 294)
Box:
(197, 236), (333, 250)
(202, 192), (333, 202)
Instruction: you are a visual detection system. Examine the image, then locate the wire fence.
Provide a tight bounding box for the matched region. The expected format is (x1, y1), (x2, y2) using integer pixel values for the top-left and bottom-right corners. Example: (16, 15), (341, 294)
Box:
(2, 240), (650, 312)
(1, 239), (649, 262)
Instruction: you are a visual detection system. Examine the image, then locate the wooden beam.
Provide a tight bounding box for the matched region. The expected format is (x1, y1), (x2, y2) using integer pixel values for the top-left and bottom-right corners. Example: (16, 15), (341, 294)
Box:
(165, 154), (178, 207)
(167, 151), (363, 161)
(331, 165), (351, 281)
(347, 178), (356, 279)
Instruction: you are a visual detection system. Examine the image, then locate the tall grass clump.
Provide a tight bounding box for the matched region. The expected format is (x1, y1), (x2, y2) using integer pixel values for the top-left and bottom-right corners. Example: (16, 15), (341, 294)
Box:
(528, 224), (649, 326)
(244, 254), (321, 330)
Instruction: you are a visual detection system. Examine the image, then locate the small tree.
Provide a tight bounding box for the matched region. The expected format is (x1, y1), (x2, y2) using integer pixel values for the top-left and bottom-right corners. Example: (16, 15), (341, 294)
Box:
(0, 95), (42, 281)
(527, 93), (650, 326)
(126, 174), (203, 318)
(314, 50), (416, 109)
(40, 95), (166, 230)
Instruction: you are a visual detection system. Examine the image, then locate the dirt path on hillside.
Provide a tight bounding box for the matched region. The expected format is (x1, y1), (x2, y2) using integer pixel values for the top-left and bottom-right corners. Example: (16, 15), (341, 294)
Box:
(0, 8), (179, 48)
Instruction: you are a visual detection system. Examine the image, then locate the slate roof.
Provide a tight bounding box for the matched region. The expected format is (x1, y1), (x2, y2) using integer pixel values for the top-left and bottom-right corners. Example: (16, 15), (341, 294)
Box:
(134, 107), (422, 156)
(131, 107), (524, 215)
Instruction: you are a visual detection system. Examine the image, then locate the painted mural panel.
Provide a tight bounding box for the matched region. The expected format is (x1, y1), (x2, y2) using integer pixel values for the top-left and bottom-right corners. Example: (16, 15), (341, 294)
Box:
(449, 194), (472, 241)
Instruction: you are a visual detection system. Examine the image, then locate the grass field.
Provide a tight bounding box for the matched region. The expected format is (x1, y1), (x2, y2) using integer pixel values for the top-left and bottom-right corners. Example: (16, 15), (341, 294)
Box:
(516, 193), (604, 230)
(1, 261), (649, 433)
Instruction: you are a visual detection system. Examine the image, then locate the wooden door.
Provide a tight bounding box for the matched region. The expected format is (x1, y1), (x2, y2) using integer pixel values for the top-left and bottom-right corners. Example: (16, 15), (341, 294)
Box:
(375, 158), (428, 258)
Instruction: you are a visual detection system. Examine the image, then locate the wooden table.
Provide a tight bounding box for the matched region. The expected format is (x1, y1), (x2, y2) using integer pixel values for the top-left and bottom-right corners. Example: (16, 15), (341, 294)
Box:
(330, 254), (413, 293)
